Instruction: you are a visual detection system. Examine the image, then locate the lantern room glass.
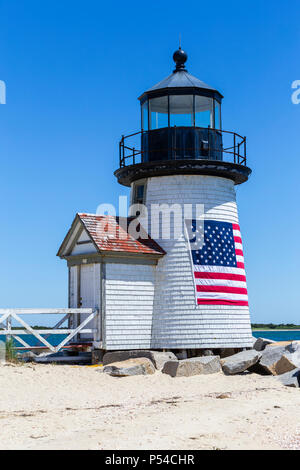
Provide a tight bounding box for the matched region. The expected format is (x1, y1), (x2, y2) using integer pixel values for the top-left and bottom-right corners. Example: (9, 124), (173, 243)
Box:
(149, 96), (168, 130)
(142, 95), (221, 130)
(169, 95), (194, 127)
(195, 96), (213, 128)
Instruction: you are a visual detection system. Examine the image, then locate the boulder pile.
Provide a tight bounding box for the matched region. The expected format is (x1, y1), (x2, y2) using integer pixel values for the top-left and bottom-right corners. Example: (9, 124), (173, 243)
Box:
(98, 339), (300, 387)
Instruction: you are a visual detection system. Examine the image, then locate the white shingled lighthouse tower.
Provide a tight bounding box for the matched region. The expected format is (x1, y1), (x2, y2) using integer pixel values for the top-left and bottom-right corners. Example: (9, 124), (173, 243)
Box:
(59, 47), (253, 352)
(114, 47), (253, 350)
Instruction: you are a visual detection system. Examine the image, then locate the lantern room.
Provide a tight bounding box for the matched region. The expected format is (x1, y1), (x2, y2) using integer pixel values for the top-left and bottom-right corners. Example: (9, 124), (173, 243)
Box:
(139, 47), (223, 162)
(115, 47), (251, 187)
(140, 48), (222, 132)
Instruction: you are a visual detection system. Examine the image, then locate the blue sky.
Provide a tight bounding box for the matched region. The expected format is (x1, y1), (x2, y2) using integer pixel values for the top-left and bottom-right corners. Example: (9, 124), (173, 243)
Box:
(0, 0), (299, 324)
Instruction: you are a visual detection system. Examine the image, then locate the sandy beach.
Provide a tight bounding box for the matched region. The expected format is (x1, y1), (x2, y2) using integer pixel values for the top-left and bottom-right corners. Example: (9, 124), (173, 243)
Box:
(0, 363), (299, 450)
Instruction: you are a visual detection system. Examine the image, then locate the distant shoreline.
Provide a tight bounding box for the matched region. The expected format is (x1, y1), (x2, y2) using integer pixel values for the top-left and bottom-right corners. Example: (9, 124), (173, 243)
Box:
(252, 329), (300, 332)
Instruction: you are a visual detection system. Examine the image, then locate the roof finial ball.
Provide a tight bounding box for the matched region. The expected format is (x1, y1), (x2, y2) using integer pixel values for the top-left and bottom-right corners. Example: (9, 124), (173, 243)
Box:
(173, 46), (188, 72)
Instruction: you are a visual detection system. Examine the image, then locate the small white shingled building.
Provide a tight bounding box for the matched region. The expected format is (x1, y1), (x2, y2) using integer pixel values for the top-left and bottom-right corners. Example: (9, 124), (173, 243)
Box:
(58, 48), (253, 353)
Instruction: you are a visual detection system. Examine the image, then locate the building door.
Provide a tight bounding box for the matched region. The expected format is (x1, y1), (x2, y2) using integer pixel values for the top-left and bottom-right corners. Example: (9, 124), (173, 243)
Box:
(78, 264), (96, 340)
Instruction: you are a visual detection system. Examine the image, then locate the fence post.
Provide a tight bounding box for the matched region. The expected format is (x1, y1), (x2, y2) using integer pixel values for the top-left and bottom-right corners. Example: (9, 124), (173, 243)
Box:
(93, 308), (101, 346)
(6, 315), (11, 344)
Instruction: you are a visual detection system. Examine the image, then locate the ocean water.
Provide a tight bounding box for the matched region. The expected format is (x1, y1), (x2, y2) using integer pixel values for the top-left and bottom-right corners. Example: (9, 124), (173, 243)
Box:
(252, 330), (300, 342)
(6, 330), (300, 350)
(8, 334), (68, 349)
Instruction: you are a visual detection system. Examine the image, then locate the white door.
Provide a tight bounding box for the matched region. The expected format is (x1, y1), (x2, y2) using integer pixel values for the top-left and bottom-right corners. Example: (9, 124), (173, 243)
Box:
(79, 264), (96, 340)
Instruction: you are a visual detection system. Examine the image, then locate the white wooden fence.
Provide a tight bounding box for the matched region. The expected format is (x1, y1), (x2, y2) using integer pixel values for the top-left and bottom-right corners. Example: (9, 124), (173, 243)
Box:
(0, 308), (100, 354)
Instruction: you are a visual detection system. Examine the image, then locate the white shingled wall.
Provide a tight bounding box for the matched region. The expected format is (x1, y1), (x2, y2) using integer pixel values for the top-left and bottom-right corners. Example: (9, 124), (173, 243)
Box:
(139, 174), (253, 349)
(105, 263), (155, 349)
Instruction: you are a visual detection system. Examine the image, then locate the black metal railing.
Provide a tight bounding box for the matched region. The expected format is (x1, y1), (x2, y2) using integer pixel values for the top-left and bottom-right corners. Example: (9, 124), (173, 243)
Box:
(119, 127), (247, 168)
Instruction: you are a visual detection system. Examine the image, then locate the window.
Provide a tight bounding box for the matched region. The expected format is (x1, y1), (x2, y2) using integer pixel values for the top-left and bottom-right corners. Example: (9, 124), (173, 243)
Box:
(149, 96), (168, 129)
(141, 94), (221, 130)
(133, 183), (145, 205)
(195, 96), (213, 128)
(169, 95), (193, 127)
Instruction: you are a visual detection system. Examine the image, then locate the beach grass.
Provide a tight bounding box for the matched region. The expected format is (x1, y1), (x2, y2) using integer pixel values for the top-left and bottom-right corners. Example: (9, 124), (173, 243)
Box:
(5, 338), (18, 363)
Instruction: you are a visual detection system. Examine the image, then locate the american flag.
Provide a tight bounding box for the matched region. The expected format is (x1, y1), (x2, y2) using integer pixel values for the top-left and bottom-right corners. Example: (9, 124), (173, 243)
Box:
(187, 220), (249, 307)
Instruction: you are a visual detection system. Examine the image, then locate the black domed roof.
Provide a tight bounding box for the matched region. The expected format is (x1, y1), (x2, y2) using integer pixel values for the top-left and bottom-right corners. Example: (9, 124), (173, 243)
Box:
(139, 47), (223, 102)
(146, 70), (219, 93)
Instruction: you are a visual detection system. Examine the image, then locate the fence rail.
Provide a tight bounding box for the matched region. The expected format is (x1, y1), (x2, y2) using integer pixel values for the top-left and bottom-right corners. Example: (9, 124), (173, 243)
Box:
(0, 308), (100, 354)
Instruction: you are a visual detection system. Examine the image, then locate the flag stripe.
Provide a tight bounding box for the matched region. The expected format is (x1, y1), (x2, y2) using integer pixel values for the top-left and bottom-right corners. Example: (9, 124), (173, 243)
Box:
(235, 249), (244, 256)
(194, 272), (246, 282)
(196, 285), (248, 294)
(195, 279), (247, 288)
(194, 265), (246, 275)
(197, 291), (248, 301)
(197, 299), (249, 306)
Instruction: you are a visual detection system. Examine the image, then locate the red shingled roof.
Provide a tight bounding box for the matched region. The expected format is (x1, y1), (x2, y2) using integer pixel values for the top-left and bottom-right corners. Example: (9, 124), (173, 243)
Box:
(77, 213), (165, 256)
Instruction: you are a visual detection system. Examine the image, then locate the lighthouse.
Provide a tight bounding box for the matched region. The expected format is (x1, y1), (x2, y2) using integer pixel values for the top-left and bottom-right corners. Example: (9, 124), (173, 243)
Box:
(58, 47), (253, 352)
(114, 47), (253, 350)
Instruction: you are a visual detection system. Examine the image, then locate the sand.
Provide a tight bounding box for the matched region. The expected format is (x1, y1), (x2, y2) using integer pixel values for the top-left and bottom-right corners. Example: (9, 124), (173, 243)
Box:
(0, 363), (299, 450)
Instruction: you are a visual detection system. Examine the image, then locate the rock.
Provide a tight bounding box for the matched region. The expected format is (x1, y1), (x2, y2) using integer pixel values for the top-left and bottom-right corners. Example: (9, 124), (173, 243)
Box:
(92, 349), (103, 365)
(253, 337), (275, 351)
(175, 350), (188, 360)
(103, 350), (177, 370)
(259, 345), (286, 374)
(17, 351), (37, 362)
(162, 356), (221, 377)
(259, 342), (300, 375)
(221, 350), (262, 375)
(103, 358), (155, 377)
(277, 368), (300, 388)
(247, 362), (271, 375)
(148, 351), (178, 370)
(287, 341), (300, 354)
(216, 393), (231, 399)
(0, 341), (6, 364)
(202, 349), (214, 356)
(219, 348), (237, 359)
(103, 350), (153, 366)
(274, 355), (298, 375)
